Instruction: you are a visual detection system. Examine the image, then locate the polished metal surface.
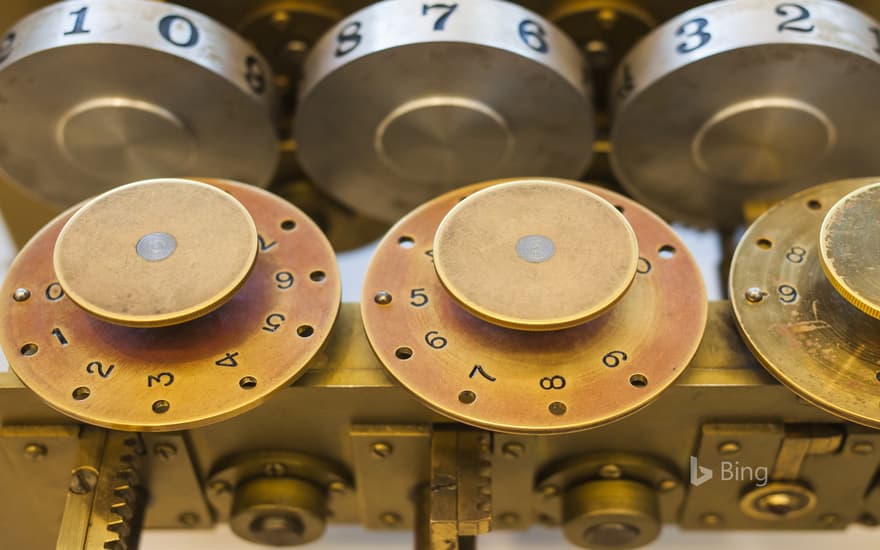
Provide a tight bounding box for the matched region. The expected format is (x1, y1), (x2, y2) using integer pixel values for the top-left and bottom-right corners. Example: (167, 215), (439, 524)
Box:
(611, 0), (880, 227)
(296, 0), (594, 222)
(730, 177), (880, 429)
(0, 0), (279, 206)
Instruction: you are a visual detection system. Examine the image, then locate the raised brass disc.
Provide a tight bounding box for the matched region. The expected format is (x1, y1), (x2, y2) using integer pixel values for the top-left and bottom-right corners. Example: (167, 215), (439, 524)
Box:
(819, 184), (880, 321)
(362, 178), (706, 434)
(0, 178), (340, 431)
(434, 181), (638, 331)
(0, 0), (279, 206)
(54, 179), (258, 328)
(610, 0), (880, 227)
(730, 177), (880, 428)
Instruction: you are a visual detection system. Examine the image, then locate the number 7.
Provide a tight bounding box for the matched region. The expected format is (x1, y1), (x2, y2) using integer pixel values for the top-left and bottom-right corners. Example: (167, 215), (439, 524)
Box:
(422, 3), (458, 31)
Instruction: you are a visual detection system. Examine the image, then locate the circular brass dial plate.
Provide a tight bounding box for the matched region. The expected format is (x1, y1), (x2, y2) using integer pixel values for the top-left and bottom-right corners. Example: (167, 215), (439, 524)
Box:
(295, 0), (594, 223)
(54, 179), (258, 328)
(610, 0), (880, 227)
(362, 178), (706, 434)
(0, 0), (278, 206)
(434, 180), (638, 331)
(819, 183), (880, 320)
(730, 177), (880, 428)
(0, 179), (340, 431)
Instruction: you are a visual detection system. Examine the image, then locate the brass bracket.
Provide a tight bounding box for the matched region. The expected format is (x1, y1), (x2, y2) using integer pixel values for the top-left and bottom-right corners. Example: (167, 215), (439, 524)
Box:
(681, 423), (880, 529)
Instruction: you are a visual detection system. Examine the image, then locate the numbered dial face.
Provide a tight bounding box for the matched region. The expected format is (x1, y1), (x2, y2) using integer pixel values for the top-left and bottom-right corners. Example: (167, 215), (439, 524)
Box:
(730, 178), (880, 429)
(0, 179), (340, 431)
(295, 0), (594, 223)
(0, 0), (278, 206)
(610, 0), (880, 227)
(361, 178), (707, 434)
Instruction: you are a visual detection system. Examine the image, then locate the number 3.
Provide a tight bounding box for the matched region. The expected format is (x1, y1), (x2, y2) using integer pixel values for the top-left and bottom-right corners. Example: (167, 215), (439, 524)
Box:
(676, 17), (711, 54)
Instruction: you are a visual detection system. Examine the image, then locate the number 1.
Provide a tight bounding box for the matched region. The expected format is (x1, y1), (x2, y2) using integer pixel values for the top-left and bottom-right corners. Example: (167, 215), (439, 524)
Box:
(64, 6), (90, 36)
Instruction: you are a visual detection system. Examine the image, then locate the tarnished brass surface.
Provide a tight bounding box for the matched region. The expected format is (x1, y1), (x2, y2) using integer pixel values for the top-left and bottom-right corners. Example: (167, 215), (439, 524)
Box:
(362, 178), (706, 434)
(433, 181), (638, 331)
(730, 177), (880, 429)
(0, 178), (341, 431)
(819, 183), (880, 320)
(54, 179), (259, 328)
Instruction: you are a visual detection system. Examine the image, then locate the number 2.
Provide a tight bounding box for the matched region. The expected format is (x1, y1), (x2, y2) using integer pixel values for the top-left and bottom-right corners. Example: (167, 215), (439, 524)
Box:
(676, 17), (711, 54)
(776, 3), (814, 33)
(422, 3), (458, 31)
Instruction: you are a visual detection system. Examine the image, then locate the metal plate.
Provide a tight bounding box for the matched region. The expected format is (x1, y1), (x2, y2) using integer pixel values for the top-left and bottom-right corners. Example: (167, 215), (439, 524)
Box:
(610, 0), (880, 227)
(730, 177), (880, 429)
(0, 0), (279, 206)
(0, 179), (340, 431)
(361, 178), (706, 434)
(295, 0), (594, 223)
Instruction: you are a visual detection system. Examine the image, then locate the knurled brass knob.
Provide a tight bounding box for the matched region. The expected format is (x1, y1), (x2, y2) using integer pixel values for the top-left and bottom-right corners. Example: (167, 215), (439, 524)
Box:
(54, 179), (258, 328)
(562, 479), (661, 550)
(819, 183), (880, 320)
(434, 180), (638, 331)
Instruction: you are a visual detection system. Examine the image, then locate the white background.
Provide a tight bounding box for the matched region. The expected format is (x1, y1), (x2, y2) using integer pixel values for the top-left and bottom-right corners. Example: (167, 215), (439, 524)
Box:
(0, 215), (876, 548)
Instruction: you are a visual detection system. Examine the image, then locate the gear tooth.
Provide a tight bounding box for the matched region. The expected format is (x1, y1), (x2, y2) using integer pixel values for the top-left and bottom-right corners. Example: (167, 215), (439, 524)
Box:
(110, 501), (133, 521)
(113, 484), (136, 504)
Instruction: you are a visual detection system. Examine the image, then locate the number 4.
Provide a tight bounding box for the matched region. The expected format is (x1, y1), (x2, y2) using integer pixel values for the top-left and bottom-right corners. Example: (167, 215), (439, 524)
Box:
(422, 4), (458, 31)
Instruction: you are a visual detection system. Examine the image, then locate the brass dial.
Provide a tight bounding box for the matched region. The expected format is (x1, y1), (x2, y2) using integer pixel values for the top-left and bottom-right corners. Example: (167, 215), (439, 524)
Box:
(0, 178), (341, 431)
(730, 177), (880, 428)
(362, 178), (706, 434)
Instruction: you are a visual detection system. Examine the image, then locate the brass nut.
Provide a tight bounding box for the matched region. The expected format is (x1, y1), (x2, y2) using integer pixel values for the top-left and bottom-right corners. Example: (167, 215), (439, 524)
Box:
(740, 482), (818, 521)
(562, 479), (661, 549)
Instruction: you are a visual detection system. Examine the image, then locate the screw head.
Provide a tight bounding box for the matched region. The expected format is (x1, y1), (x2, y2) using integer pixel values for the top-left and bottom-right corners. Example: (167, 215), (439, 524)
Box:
(658, 479), (678, 492)
(178, 512), (200, 527)
(380, 512), (401, 527)
(598, 464), (622, 479)
(12, 288), (31, 302)
(501, 442), (525, 459)
(701, 513), (722, 526)
(718, 441), (741, 455)
(745, 287), (765, 303)
(23, 443), (47, 461)
(208, 480), (232, 496)
(264, 462), (287, 477)
(540, 484), (560, 498)
(852, 441), (874, 455)
(374, 291), (393, 305)
(69, 467), (99, 495)
(371, 442), (393, 459)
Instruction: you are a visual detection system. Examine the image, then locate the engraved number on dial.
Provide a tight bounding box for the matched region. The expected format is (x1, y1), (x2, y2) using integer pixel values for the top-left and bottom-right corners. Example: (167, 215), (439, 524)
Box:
(778, 284), (799, 304)
(147, 371), (174, 387)
(87, 361), (115, 379)
(425, 330), (448, 349)
(785, 246), (807, 264)
(872, 27), (880, 54)
(0, 32), (15, 64)
(469, 365), (496, 382)
(275, 271), (294, 289)
(676, 17), (711, 54)
(158, 14), (199, 48)
(422, 3), (458, 31)
(602, 350), (628, 368)
(335, 21), (362, 57)
(519, 19), (549, 53)
(776, 3), (815, 33)
(52, 328), (69, 346)
(262, 313), (286, 333)
(64, 6), (91, 36)
(258, 235), (277, 252)
(215, 352), (240, 367)
(540, 375), (566, 390)
(410, 288), (429, 307)
(46, 282), (65, 302)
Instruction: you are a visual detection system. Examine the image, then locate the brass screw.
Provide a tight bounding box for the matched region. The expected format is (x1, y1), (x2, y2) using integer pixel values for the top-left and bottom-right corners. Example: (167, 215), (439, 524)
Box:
(818, 513), (839, 527)
(178, 512), (200, 527)
(852, 441), (874, 455)
(501, 442), (525, 459)
(701, 513), (722, 526)
(69, 467), (99, 495)
(540, 484), (560, 498)
(208, 480), (232, 496)
(12, 288), (30, 302)
(270, 10), (291, 30)
(287, 40), (310, 54)
(718, 441), (741, 455)
(328, 480), (347, 494)
(599, 464), (622, 479)
(153, 442), (177, 461)
(659, 479), (678, 492)
(374, 291), (393, 305)
(745, 288), (765, 303)
(597, 8), (618, 29)
(380, 512), (401, 527)
(23, 443), (47, 461)
(371, 442), (393, 459)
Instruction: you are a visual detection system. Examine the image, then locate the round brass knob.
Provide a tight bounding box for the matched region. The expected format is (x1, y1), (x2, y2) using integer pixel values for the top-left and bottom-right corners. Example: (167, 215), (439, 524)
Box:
(434, 181), (638, 331)
(819, 183), (880, 320)
(562, 479), (661, 550)
(54, 179), (258, 328)
(230, 477), (327, 547)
